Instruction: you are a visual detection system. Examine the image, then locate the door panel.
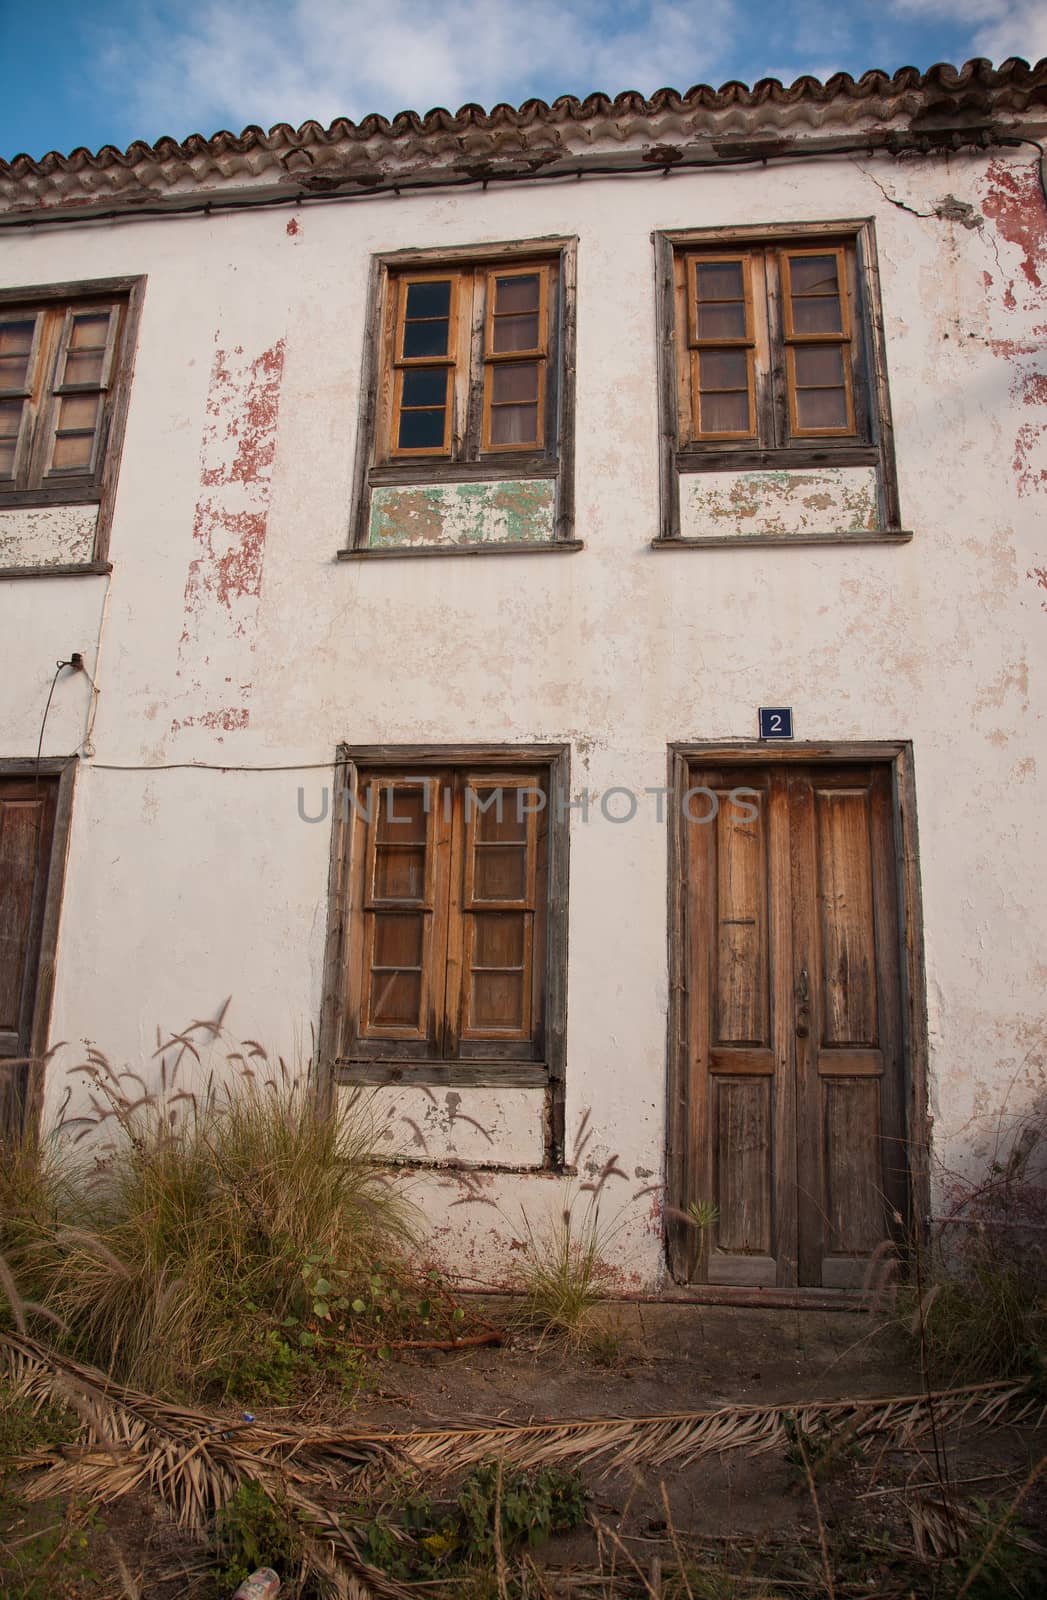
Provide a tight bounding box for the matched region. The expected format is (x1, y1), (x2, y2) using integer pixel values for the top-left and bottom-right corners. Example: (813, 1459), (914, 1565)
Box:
(679, 759), (906, 1290)
(0, 778), (59, 1135)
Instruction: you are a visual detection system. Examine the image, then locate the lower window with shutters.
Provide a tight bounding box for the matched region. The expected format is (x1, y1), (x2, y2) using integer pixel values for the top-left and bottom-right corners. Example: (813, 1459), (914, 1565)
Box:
(322, 745), (570, 1165)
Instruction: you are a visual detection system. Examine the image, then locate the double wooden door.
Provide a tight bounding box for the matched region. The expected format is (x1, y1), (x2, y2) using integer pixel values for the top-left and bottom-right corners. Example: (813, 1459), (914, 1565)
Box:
(0, 777), (59, 1136)
(672, 760), (907, 1289)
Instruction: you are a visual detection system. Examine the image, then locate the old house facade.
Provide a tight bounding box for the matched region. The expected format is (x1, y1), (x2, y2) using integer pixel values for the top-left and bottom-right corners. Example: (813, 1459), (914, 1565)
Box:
(0, 58), (1045, 1296)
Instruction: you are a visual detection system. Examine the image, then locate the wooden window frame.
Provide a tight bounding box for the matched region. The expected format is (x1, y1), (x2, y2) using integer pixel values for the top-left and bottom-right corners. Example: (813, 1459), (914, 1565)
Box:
(653, 221), (904, 541)
(320, 744), (570, 1166)
(0, 278), (145, 565)
(686, 253), (759, 442)
(344, 239), (577, 552)
(663, 740), (929, 1304)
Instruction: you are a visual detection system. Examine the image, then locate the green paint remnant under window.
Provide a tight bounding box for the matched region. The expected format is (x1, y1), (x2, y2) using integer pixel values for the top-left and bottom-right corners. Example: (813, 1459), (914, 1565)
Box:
(369, 479), (556, 547)
(683, 466), (880, 538)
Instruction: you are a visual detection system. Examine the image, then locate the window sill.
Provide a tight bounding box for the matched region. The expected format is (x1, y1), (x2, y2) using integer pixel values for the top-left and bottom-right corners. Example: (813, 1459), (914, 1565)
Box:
(0, 559), (111, 580)
(336, 1061), (549, 1086)
(651, 531), (913, 550)
(337, 540), (583, 561)
(0, 488), (103, 510)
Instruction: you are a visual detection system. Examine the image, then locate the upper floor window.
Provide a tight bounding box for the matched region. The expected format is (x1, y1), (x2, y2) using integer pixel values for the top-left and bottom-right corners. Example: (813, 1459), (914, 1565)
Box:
(384, 262), (554, 459)
(655, 223), (905, 544)
(0, 284), (138, 506)
(344, 241), (578, 556)
(680, 244), (860, 446)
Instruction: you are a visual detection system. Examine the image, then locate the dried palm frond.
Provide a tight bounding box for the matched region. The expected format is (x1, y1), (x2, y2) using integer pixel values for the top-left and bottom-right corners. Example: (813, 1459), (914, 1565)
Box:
(4, 1331), (1043, 1599)
(357, 1378), (1043, 1479)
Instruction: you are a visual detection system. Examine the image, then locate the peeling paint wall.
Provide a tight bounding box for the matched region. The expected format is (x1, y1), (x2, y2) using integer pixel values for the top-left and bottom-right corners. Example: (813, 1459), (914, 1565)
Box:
(2, 145), (1046, 1291)
(368, 479), (555, 547)
(681, 466), (880, 539)
(0, 504), (97, 567)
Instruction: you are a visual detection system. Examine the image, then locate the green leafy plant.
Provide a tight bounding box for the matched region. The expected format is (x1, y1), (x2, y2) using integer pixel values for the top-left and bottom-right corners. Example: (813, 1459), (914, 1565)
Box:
(212, 1480), (304, 1596)
(360, 1461), (586, 1582)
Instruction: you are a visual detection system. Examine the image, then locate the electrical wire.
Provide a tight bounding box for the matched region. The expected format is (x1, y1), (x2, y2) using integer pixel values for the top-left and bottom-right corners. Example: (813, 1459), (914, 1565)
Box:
(88, 758), (350, 772)
(34, 661), (70, 784)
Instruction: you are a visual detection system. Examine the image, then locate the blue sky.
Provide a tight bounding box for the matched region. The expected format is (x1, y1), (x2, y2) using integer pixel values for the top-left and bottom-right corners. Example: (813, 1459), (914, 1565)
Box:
(2, 0), (1045, 162)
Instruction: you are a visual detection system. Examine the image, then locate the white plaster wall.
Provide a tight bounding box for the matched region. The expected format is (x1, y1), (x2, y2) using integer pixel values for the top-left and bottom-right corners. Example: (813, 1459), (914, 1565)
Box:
(2, 147), (1045, 1289)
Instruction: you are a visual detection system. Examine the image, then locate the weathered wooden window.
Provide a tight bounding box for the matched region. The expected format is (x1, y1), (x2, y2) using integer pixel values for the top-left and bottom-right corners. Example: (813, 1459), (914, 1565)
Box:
(677, 241), (861, 449)
(346, 767), (548, 1063)
(383, 260), (555, 462)
(323, 748), (570, 1163)
(0, 290), (133, 502)
(345, 241), (577, 553)
(655, 222), (903, 540)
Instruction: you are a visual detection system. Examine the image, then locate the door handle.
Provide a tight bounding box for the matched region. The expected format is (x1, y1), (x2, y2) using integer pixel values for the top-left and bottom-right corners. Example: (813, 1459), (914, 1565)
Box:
(796, 966), (810, 1038)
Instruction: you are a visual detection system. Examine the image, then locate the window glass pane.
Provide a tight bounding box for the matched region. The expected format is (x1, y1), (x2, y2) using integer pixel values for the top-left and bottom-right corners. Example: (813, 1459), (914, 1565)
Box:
(0, 320), (35, 391)
(699, 390), (750, 434)
(471, 970), (524, 1029)
(699, 349), (748, 391)
(398, 408), (446, 450)
(491, 313), (539, 353)
(377, 786), (428, 843)
(473, 845), (527, 901)
(62, 313), (111, 387)
(495, 274), (540, 314)
(51, 392), (101, 471)
(795, 388), (849, 430)
(373, 913), (424, 969)
(473, 790), (529, 841)
(63, 350), (106, 386)
(405, 280), (452, 319)
(491, 363), (539, 403)
(696, 261), (745, 302)
(374, 845), (427, 900)
(788, 256), (844, 335)
(789, 254), (839, 296)
(0, 398), (24, 440)
(791, 297), (844, 336)
(472, 912), (525, 967)
(369, 969), (422, 1026)
(401, 368), (447, 408)
(488, 403), (538, 446)
(402, 280), (451, 358)
(56, 393), (100, 432)
(696, 301), (747, 340)
(793, 346), (846, 387)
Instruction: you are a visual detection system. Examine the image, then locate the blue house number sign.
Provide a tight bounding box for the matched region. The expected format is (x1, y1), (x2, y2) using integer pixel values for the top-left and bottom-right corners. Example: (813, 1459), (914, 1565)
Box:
(759, 707), (793, 740)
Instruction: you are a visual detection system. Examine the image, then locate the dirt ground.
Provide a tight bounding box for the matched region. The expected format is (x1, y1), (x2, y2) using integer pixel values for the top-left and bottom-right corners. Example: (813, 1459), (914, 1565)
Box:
(4, 1302), (1046, 1597)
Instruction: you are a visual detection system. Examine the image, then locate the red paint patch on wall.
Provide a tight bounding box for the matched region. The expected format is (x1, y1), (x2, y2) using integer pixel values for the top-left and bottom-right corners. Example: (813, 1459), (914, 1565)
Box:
(982, 160), (1047, 498)
(174, 338), (286, 736)
(199, 342), (285, 488)
(982, 159), (1046, 290)
(170, 708), (251, 735)
(1029, 567), (1047, 612)
(286, 217), (301, 236)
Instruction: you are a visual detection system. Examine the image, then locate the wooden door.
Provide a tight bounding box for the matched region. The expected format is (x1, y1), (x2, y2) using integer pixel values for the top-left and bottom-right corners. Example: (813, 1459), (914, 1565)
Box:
(674, 761), (906, 1289)
(0, 778), (59, 1136)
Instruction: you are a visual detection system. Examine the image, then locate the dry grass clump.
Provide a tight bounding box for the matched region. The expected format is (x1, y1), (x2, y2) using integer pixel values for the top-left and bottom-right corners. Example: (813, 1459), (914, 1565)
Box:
(512, 1112), (628, 1348)
(912, 1100), (1047, 1383)
(0, 1017), (416, 1397)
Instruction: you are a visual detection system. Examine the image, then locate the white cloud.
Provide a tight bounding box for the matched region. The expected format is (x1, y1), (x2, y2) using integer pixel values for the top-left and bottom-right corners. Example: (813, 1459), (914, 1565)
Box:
(97, 0), (738, 139)
(891, 0), (1047, 64)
